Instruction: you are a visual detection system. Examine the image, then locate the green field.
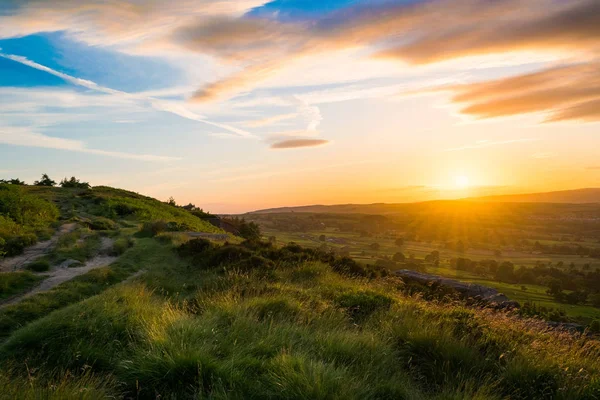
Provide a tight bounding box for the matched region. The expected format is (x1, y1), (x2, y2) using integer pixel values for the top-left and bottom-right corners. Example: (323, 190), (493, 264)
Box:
(252, 215), (600, 323)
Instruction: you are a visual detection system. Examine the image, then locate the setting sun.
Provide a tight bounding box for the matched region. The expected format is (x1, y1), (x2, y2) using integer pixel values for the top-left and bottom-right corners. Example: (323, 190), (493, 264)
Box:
(454, 175), (470, 189)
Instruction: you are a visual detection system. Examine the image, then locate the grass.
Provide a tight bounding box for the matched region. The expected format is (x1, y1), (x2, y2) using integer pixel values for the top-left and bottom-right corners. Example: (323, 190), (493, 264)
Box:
(0, 237), (165, 341)
(2, 187), (599, 398)
(264, 228), (600, 322)
(424, 265), (600, 322)
(25, 259), (50, 272)
(1, 239), (599, 399)
(0, 272), (43, 301)
(46, 227), (103, 264)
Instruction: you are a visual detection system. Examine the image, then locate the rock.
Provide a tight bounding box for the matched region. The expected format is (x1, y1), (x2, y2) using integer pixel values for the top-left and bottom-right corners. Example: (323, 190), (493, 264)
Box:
(59, 259), (83, 268)
(395, 269), (520, 309)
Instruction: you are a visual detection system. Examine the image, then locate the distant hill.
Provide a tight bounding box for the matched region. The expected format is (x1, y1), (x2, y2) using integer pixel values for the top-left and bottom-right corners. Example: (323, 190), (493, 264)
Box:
(469, 188), (600, 204)
(249, 188), (600, 214)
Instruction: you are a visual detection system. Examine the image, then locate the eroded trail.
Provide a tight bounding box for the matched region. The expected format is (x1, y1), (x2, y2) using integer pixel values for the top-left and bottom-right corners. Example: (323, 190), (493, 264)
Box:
(0, 237), (118, 308)
(0, 223), (77, 272)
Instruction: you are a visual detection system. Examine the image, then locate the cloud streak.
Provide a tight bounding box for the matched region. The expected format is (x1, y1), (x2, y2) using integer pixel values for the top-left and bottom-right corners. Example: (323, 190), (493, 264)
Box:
(0, 52), (255, 138)
(2, 0), (600, 125)
(270, 139), (330, 149)
(0, 126), (178, 161)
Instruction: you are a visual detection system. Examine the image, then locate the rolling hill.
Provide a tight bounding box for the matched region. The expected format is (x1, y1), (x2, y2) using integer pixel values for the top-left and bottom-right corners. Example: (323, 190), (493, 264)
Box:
(249, 188), (600, 214)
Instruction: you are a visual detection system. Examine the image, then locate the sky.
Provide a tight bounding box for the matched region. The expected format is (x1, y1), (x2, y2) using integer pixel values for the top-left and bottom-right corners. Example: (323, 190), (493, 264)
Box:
(0, 0), (599, 213)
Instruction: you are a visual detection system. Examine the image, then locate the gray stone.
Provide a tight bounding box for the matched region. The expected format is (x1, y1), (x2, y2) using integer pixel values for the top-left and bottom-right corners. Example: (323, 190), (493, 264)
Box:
(395, 269), (520, 309)
(59, 259), (83, 268)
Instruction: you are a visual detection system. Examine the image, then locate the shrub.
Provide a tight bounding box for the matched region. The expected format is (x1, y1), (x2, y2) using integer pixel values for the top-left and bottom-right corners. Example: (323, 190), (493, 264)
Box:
(33, 173), (56, 187)
(335, 291), (393, 322)
(140, 221), (169, 237)
(110, 237), (135, 256)
(86, 217), (117, 231)
(589, 320), (600, 334)
(177, 238), (213, 256)
(60, 176), (91, 189)
(210, 245), (253, 266)
(26, 260), (51, 272)
(331, 257), (368, 276)
(4, 234), (37, 256)
(237, 255), (275, 272)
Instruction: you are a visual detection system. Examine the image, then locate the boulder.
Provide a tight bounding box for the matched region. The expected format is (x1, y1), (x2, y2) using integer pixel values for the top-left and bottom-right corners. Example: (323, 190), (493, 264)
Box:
(59, 259), (83, 268)
(396, 269), (520, 309)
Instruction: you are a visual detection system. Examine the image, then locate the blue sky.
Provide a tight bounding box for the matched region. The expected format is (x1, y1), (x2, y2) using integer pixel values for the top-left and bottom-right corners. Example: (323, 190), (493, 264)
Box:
(0, 0), (599, 212)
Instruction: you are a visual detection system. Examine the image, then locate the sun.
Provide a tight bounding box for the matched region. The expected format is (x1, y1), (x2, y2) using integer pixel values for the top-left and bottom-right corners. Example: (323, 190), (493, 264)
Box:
(454, 175), (470, 189)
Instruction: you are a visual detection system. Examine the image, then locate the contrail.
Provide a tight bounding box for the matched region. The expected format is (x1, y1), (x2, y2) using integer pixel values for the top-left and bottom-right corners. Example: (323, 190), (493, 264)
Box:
(0, 52), (257, 138)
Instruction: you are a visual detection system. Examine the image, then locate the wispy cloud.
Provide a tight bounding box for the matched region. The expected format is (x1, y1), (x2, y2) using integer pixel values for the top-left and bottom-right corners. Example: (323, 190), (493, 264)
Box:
(270, 139), (330, 149)
(444, 138), (538, 152)
(0, 126), (178, 161)
(243, 113), (299, 128)
(0, 52), (255, 138)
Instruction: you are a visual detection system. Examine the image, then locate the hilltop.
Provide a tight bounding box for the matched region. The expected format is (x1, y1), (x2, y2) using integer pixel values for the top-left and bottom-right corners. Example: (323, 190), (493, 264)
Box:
(1, 182), (599, 399)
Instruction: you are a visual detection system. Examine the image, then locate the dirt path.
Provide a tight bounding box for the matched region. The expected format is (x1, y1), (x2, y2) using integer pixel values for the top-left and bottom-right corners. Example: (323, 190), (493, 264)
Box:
(0, 237), (117, 308)
(0, 223), (78, 272)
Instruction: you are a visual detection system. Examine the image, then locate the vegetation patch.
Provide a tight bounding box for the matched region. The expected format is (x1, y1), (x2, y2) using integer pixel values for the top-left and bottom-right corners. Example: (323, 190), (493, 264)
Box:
(0, 272), (43, 300)
(25, 259), (51, 272)
(0, 184), (59, 257)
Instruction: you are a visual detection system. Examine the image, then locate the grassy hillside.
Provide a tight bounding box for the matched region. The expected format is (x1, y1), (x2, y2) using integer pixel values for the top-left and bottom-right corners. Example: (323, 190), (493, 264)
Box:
(26, 185), (222, 234)
(0, 238), (599, 398)
(1, 185), (599, 399)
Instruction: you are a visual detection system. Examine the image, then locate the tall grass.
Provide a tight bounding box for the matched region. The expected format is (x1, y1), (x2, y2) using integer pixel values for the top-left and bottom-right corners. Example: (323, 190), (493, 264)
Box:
(1, 239), (598, 398)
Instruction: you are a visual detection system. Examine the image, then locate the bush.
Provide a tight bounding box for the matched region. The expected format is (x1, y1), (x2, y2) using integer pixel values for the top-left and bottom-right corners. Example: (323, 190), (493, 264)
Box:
(86, 217), (117, 231)
(110, 237), (135, 256)
(589, 320), (600, 334)
(60, 176), (91, 189)
(237, 255), (275, 272)
(26, 260), (50, 272)
(140, 221), (169, 237)
(331, 257), (368, 277)
(4, 234), (37, 256)
(335, 291), (393, 322)
(177, 238), (213, 257)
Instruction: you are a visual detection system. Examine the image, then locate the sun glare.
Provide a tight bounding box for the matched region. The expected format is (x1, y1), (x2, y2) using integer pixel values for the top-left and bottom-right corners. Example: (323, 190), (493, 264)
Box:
(454, 175), (470, 189)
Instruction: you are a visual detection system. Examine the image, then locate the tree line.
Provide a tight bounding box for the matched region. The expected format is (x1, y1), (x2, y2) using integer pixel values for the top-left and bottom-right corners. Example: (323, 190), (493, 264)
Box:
(0, 174), (90, 189)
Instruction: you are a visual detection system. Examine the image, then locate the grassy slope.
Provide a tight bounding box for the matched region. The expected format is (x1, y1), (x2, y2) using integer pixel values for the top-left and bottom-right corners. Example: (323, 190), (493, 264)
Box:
(0, 238), (599, 399)
(0, 272), (43, 300)
(264, 228), (600, 322)
(25, 185), (222, 234)
(1, 188), (599, 398)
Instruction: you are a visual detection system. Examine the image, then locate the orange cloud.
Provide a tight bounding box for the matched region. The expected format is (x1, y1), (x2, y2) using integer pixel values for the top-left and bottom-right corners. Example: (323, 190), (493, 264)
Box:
(183, 0), (600, 114)
(448, 63), (600, 121)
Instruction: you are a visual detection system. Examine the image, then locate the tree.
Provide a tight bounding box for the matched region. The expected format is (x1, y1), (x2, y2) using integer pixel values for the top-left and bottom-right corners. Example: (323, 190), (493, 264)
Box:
(565, 290), (588, 305)
(0, 178), (25, 185)
(182, 203), (197, 211)
(167, 197), (177, 206)
(394, 237), (404, 247)
(495, 261), (515, 282)
(456, 240), (466, 253)
(239, 220), (261, 241)
(34, 173), (56, 187)
(392, 252), (405, 262)
(369, 243), (380, 251)
(546, 277), (563, 296)
(60, 176), (90, 189)
(319, 234), (326, 242)
(425, 250), (440, 264)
